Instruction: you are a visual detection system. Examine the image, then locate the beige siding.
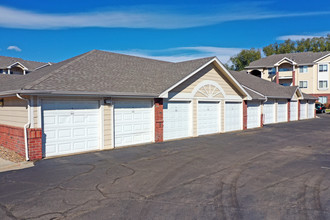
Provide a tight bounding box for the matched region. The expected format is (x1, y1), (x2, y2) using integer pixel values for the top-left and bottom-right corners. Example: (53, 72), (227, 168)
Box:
(172, 63), (243, 97)
(31, 96), (40, 128)
(296, 65), (314, 93)
(0, 97), (28, 127)
(318, 55), (330, 62)
(104, 104), (113, 149)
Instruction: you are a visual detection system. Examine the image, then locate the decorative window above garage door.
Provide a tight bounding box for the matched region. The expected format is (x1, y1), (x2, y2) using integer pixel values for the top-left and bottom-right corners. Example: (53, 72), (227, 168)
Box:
(193, 80), (225, 98)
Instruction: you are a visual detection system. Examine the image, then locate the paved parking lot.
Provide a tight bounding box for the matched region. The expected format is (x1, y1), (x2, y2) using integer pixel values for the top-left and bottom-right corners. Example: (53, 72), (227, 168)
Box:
(1, 115), (330, 220)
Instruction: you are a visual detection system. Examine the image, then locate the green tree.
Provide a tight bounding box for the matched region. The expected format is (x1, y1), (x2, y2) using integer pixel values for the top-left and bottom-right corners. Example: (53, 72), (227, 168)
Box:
(278, 39), (296, 54)
(230, 49), (261, 71)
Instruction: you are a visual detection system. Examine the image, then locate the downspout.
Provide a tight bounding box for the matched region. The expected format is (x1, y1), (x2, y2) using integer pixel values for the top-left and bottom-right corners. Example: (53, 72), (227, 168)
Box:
(261, 96), (268, 125)
(16, 94), (30, 161)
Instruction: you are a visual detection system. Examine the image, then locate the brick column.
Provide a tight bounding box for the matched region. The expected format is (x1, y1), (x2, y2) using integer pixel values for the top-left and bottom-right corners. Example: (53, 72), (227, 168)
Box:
(292, 70), (296, 86)
(260, 114), (264, 127)
(27, 128), (42, 160)
(243, 101), (247, 130)
(298, 100), (300, 120)
(288, 101), (291, 121)
(154, 98), (163, 142)
(276, 72), (279, 84)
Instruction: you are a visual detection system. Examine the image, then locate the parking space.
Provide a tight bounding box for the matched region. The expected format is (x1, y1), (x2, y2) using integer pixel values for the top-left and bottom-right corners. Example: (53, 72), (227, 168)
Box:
(0, 115), (330, 219)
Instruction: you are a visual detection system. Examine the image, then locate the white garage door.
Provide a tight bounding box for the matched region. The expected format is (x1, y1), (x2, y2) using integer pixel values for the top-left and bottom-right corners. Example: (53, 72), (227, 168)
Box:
(300, 101), (307, 119)
(290, 101), (298, 121)
(247, 101), (260, 129)
(308, 102), (315, 118)
(163, 101), (191, 140)
(197, 102), (220, 135)
(263, 100), (275, 124)
(225, 102), (242, 132)
(277, 101), (288, 122)
(42, 100), (100, 157)
(114, 100), (153, 147)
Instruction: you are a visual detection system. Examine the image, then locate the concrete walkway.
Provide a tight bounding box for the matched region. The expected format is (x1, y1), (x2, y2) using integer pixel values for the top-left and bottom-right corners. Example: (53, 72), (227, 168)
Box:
(0, 158), (34, 172)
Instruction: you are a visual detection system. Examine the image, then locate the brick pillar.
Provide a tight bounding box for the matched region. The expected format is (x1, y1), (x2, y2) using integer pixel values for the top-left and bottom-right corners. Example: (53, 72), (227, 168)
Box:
(292, 71), (295, 86)
(260, 114), (264, 127)
(27, 128), (42, 160)
(288, 101), (291, 122)
(154, 98), (163, 142)
(243, 101), (247, 130)
(298, 100), (300, 120)
(276, 72), (279, 84)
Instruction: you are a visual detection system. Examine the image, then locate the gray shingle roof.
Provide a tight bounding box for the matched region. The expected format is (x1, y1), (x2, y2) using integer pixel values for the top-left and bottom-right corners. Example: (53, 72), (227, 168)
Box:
(0, 50), (215, 96)
(230, 70), (296, 99)
(302, 93), (318, 100)
(0, 55), (48, 71)
(247, 51), (330, 68)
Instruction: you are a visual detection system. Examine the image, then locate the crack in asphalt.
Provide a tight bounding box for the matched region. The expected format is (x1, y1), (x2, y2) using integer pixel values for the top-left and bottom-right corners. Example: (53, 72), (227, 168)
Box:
(0, 203), (17, 220)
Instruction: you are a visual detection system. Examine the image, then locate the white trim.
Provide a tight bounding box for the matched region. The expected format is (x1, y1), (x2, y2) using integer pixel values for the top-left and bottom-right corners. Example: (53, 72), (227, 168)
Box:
(279, 76), (293, 79)
(30, 96), (34, 128)
(37, 97), (42, 128)
(100, 98), (105, 150)
(241, 85), (265, 98)
(111, 100), (115, 148)
(152, 99), (155, 143)
(7, 61), (28, 70)
(191, 80), (227, 98)
(159, 57), (252, 100)
(313, 52), (330, 63)
(274, 57), (297, 66)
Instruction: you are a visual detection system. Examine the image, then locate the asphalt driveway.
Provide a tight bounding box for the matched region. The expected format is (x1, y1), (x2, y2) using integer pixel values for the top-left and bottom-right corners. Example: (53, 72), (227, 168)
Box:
(1, 115), (330, 220)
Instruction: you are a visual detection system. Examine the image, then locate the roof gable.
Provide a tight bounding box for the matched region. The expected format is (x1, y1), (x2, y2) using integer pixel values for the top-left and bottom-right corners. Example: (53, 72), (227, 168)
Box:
(247, 51), (330, 68)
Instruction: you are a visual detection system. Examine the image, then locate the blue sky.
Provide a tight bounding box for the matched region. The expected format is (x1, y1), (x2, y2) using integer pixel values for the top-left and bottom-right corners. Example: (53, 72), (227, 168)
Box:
(0, 0), (330, 64)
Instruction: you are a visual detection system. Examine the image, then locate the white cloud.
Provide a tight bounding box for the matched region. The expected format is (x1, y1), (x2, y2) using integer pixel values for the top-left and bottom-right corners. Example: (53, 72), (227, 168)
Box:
(276, 32), (330, 41)
(111, 46), (243, 63)
(7, 45), (22, 52)
(0, 4), (329, 29)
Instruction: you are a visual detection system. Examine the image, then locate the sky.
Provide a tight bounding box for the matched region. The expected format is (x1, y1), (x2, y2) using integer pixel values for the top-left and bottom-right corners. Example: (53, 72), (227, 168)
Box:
(0, 0), (330, 64)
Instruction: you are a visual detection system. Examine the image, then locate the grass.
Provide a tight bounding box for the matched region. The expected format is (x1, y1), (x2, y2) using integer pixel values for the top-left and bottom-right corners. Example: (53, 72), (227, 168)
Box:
(326, 109), (330, 113)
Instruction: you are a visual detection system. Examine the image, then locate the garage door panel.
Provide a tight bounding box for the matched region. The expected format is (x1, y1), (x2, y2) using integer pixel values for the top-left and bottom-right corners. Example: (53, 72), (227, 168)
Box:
(300, 101), (307, 119)
(247, 102), (260, 129)
(43, 100), (100, 157)
(197, 102), (219, 136)
(290, 101), (298, 121)
(277, 101), (287, 122)
(114, 100), (153, 147)
(263, 100), (275, 124)
(164, 101), (191, 140)
(225, 102), (242, 132)
(308, 103), (314, 118)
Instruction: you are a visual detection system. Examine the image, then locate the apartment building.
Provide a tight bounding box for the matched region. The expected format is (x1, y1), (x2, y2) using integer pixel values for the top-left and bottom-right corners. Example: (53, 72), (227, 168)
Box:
(0, 55), (50, 75)
(245, 51), (330, 104)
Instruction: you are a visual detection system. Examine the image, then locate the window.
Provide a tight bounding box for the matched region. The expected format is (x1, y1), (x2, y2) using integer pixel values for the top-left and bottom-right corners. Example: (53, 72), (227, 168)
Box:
(299, 81), (308, 88)
(319, 80), (328, 89)
(268, 68), (276, 74)
(319, 64), (328, 72)
(299, 66), (308, 73)
(318, 96), (328, 104)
